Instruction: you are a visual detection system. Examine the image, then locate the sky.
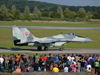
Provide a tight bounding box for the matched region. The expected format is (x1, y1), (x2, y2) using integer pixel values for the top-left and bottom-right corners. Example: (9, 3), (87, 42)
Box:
(33, 0), (100, 6)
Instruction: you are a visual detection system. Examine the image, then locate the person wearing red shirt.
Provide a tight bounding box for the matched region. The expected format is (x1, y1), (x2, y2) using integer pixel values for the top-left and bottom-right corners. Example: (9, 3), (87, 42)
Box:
(43, 54), (47, 66)
(43, 55), (47, 61)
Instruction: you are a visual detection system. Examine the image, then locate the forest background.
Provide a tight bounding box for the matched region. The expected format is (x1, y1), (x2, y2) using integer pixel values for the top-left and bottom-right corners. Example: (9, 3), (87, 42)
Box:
(0, 0), (100, 21)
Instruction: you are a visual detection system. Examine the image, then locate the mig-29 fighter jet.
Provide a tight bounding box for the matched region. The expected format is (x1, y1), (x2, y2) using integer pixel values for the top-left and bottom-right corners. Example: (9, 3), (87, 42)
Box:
(12, 25), (92, 51)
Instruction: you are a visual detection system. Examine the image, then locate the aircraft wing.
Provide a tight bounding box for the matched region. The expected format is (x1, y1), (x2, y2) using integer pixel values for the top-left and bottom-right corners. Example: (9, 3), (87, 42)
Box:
(34, 39), (70, 44)
(35, 40), (56, 44)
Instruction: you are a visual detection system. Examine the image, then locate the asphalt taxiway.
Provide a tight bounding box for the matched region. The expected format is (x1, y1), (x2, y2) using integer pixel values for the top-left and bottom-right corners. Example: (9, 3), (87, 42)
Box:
(0, 48), (100, 54)
(0, 26), (100, 30)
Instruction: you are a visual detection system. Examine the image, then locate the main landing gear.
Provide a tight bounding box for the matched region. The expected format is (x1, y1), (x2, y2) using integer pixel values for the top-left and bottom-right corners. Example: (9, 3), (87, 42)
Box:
(37, 46), (48, 51)
(37, 46), (42, 51)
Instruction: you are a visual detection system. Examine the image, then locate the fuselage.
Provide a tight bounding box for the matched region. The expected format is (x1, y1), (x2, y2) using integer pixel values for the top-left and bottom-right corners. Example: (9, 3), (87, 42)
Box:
(26, 33), (92, 47)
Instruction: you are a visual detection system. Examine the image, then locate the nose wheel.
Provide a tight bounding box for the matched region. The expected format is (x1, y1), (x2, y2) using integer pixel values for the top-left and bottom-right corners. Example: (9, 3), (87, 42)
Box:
(59, 44), (64, 51)
(59, 47), (63, 51)
(44, 46), (48, 51)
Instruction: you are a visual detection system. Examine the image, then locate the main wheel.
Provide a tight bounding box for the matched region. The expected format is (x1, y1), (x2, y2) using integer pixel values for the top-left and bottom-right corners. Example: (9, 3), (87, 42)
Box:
(37, 46), (42, 51)
(59, 48), (63, 51)
(44, 46), (48, 51)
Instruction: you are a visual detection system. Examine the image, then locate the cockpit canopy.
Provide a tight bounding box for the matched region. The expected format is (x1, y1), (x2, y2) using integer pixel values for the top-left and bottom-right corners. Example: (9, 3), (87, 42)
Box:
(67, 33), (83, 37)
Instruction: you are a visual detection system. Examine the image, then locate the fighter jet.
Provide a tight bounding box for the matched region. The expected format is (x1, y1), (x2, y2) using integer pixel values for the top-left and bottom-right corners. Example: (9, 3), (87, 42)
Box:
(12, 25), (92, 51)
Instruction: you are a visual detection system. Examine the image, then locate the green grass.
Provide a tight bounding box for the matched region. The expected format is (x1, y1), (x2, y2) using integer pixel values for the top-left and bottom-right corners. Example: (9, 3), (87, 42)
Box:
(0, 21), (100, 27)
(0, 52), (45, 57)
(0, 29), (100, 49)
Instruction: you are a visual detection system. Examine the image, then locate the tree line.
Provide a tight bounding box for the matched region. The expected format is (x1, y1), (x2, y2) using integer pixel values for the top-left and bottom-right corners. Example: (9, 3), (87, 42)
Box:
(0, 4), (100, 21)
(0, 0), (100, 13)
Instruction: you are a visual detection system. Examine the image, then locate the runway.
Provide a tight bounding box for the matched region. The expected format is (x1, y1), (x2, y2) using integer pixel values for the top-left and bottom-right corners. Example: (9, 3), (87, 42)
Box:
(0, 48), (100, 54)
(0, 26), (100, 30)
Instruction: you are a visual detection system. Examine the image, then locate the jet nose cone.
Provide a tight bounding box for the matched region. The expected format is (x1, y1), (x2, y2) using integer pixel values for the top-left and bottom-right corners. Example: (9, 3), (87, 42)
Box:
(85, 38), (92, 42)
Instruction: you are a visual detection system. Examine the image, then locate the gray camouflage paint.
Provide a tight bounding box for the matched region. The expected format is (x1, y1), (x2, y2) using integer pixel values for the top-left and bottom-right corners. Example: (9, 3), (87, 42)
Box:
(12, 25), (92, 47)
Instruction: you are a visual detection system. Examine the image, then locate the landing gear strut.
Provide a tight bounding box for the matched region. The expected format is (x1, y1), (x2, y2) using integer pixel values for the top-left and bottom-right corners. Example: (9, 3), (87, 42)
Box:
(44, 46), (48, 51)
(37, 46), (42, 51)
(59, 44), (64, 51)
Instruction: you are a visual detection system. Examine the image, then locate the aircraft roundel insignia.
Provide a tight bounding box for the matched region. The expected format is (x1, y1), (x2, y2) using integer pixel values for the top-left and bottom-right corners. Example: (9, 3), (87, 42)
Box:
(25, 32), (29, 36)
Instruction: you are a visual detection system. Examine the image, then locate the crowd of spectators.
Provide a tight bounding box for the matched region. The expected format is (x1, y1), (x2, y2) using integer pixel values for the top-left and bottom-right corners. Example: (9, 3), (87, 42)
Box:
(0, 53), (100, 75)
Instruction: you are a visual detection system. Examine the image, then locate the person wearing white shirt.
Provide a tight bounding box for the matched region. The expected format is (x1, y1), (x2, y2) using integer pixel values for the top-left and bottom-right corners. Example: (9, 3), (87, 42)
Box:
(87, 63), (91, 72)
(71, 56), (75, 62)
(67, 54), (71, 61)
(0, 55), (4, 66)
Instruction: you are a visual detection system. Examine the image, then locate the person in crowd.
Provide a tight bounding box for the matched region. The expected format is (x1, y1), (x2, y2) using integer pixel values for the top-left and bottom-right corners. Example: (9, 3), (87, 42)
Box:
(26, 53), (29, 66)
(75, 54), (80, 63)
(81, 53), (84, 59)
(73, 65), (76, 72)
(67, 59), (72, 66)
(22, 55), (27, 67)
(84, 59), (88, 70)
(16, 54), (20, 62)
(76, 61), (81, 72)
(51, 65), (55, 72)
(50, 57), (54, 66)
(71, 54), (75, 63)
(12, 55), (16, 71)
(71, 62), (75, 70)
(19, 58), (23, 65)
(96, 67), (100, 75)
(0, 55), (4, 67)
(58, 64), (63, 72)
(98, 55), (100, 63)
(8, 56), (13, 73)
(16, 67), (21, 73)
(84, 54), (88, 61)
(88, 55), (92, 62)
(20, 62), (25, 72)
(55, 55), (59, 66)
(68, 65), (72, 72)
(32, 62), (38, 72)
(4, 55), (9, 70)
(38, 57), (43, 68)
(33, 54), (36, 63)
(43, 54), (47, 66)
(73, 59), (76, 65)
(96, 55), (99, 60)
(80, 59), (85, 72)
(35, 54), (38, 63)
(87, 62), (91, 72)
(53, 54), (56, 65)
(95, 60), (99, 74)
(67, 54), (71, 61)
(92, 54), (96, 68)
(46, 57), (51, 71)
(41, 63), (45, 71)
(63, 65), (68, 72)
(29, 55), (33, 66)
(53, 65), (59, 72)
(14, 59), (18, 70)
(62, 54), (67, 67)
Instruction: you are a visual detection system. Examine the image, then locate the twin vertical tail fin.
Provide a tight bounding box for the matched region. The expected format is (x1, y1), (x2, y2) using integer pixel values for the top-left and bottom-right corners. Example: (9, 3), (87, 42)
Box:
(12, 25), (35, 45)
